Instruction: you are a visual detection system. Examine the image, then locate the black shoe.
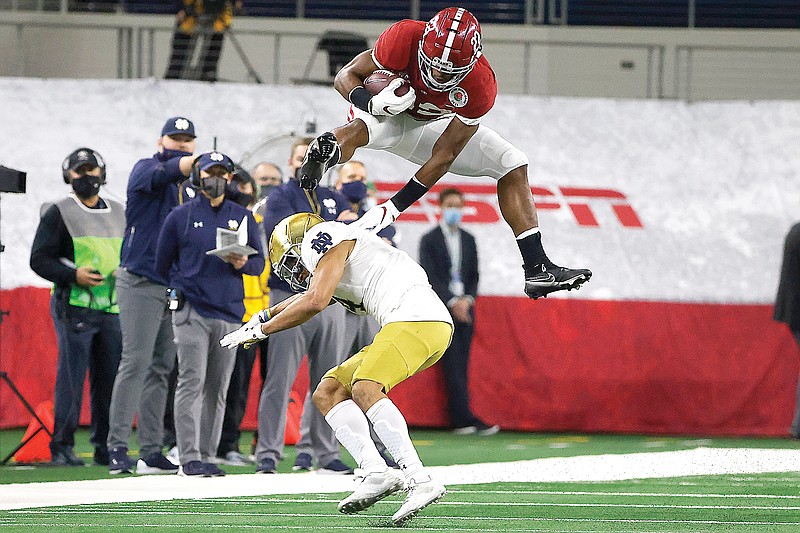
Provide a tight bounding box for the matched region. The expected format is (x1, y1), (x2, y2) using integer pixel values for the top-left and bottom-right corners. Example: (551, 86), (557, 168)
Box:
(319, 459), (354, 475)
(524, 263), (592, 299)
(179, 460), (223, 477)
(93, 447), (110, 466)
(50, 447), (85, 467)
(256, 457), (276, 474)
(298, 132), (339, 190)
(109, 446), (134, 474)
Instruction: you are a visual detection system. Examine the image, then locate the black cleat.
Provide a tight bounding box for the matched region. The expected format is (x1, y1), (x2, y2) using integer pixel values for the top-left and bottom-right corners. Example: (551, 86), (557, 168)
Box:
(524, 264), (592, 299)
(298, 132), (339, 190)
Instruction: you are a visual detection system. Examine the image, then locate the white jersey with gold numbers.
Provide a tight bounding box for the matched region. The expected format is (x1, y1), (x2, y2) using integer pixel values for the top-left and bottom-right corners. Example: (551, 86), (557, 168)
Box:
(300, 221), (452, 327)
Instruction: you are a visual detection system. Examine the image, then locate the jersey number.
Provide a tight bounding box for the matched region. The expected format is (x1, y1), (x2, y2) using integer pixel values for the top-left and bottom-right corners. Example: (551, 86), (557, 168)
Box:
(414, 102), (449, 117)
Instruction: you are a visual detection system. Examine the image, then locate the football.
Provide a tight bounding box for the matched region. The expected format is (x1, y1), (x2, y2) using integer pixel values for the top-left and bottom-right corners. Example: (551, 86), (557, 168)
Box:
(363, 70), (410, 96)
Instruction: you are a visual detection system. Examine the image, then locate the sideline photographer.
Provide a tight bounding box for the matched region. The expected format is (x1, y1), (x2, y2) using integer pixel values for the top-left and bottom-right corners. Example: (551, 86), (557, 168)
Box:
(29, 147), (124, 467)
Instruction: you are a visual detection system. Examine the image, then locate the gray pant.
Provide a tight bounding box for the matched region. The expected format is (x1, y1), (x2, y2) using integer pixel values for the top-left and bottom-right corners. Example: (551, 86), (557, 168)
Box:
(256, 288), (347, 465)
(791, 331), (800, 438)
(172, 302), (238, 464)
(295, 312), (380, 462)
(107, 269), (177, 457)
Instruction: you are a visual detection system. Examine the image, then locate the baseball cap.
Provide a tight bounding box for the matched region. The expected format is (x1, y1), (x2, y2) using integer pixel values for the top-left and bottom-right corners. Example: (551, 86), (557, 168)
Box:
(196, 151), (235, 173)
(161, 116), (196, 138)
(64, 148), (104, 171)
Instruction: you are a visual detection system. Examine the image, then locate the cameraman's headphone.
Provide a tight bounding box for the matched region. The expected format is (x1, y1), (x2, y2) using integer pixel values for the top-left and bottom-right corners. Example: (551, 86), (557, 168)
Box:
(189, 152), (235, 188)
(62, 148), (107, 185)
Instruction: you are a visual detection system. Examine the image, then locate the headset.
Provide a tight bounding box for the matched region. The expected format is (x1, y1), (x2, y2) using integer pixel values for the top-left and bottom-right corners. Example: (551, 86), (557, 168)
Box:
(189, 151), (235, 188)
(62, 147), (107, 185)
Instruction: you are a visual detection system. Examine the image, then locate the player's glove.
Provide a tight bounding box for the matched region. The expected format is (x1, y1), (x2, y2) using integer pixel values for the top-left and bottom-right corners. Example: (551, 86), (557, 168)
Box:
(368, 79), (416, 116)
(352, 200), (401, 233)
(220, 309), (269, 349)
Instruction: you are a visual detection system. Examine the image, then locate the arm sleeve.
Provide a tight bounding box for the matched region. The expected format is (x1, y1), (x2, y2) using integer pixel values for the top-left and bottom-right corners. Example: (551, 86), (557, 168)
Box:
(129, 157), (186, 194)
(29, 204), (77, 286)
(240, 212), (266, 276)
(155, 211), (179, 283)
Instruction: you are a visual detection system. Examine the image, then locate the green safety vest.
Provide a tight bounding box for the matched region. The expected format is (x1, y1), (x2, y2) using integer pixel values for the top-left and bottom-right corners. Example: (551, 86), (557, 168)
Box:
(55, 195), (125, 314)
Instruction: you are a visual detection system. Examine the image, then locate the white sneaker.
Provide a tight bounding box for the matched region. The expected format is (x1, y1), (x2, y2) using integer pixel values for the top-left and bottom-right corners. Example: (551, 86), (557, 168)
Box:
(392, 477), (446, 525)
(221, 450), (253, 466)
(337, 469), (404, 514)
(166, 446), (180, 466)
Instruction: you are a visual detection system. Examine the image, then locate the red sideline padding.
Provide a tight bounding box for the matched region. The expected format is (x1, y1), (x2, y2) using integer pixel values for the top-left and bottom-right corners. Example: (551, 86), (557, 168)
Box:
(389, 297), (800, 436)
(2, 287), (799, 436)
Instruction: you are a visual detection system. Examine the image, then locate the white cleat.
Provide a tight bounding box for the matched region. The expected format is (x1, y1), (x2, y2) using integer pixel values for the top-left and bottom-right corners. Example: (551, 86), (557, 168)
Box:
(337, 469), (405, 514)
(391, 477), (446, 525)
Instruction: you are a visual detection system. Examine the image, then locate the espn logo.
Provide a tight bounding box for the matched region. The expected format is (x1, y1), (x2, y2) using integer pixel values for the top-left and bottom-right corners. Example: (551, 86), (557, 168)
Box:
(372, 182), (643, 228)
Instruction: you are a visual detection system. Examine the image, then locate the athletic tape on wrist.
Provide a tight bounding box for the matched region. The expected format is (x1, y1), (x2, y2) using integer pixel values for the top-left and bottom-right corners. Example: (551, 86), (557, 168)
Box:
(349, 86), (372, 113)
(390, 177), (429, 212)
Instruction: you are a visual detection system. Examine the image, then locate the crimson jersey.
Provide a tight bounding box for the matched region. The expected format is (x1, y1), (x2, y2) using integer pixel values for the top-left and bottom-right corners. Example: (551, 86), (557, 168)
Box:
(372, 19), (497, 125)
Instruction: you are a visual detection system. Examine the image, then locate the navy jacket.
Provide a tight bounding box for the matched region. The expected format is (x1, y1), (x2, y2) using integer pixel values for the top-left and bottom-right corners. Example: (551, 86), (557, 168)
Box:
(155, 194), (265, 323)
(261, 178), (351, 292)
(418, 225), (479, 305)
(775, 222), (800, 332)
(120, 153), (187, 284)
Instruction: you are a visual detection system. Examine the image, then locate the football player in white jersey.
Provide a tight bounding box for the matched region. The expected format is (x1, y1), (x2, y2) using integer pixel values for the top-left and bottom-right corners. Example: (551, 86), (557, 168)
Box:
(221, 213), (453, 525)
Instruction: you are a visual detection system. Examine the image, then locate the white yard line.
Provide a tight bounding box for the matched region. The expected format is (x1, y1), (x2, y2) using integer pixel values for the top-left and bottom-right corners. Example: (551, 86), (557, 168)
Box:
(1, 447), (799, 511)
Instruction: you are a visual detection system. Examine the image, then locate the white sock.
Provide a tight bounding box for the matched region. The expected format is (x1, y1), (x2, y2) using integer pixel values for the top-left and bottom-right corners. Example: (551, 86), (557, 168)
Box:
(324, 400), (386, 474)
(366, 398), (427, 482)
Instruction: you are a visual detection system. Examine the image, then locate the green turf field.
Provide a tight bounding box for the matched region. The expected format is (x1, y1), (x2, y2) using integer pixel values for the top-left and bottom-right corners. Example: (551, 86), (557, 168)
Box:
(1, 429), (799, 531)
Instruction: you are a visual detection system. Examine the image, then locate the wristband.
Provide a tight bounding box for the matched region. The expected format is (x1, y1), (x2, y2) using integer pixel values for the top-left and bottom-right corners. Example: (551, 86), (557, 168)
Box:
(390, 177), (429, 212)
(349, 86), (372, 113)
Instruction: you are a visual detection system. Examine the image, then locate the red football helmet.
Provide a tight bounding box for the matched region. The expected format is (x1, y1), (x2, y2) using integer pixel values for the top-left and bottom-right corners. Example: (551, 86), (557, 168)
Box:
(417, 7), (482, 92)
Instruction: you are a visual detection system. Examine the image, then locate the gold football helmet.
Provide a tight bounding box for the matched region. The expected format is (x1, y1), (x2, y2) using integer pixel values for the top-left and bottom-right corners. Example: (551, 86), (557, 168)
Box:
(269, 213), (324, 292)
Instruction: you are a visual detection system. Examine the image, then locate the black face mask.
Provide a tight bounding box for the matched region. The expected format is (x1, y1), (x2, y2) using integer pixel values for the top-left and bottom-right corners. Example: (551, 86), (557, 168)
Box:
(341, 181), (368, 204)
(160, 148), (193, 161)
(71, 174), (102, 199)
(259, 184), (277, 198)
(201, 176), (227, 199)
(236, 193), (255, 208)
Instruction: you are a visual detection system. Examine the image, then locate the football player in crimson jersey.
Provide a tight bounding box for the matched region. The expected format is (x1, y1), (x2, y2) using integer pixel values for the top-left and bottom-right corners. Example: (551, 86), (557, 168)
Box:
(299, 6), (591, 299)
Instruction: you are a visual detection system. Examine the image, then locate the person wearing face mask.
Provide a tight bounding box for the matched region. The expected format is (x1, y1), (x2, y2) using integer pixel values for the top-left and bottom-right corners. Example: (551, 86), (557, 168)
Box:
(106, 117), (197, 476)
(256, 137), (356, 475)
(215, 167), (270, 466)
(30, 148), (125, 467)
(335, 160), (396, 246)
(418, 187), (499, 436)
(155, 151), (265, 476)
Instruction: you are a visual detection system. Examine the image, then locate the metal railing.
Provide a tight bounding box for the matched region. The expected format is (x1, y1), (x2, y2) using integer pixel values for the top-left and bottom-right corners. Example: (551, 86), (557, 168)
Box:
(2, 15), (799, 100)
(2, 0), (799, 29)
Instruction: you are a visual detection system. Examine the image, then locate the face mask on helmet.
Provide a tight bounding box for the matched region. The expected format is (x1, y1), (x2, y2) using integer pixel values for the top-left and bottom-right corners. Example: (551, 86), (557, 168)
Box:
(269, 213), (325, 292)
(417, 7), (482, 92)
(275, 246), (312, 292)
(71, 174), (103, 199)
